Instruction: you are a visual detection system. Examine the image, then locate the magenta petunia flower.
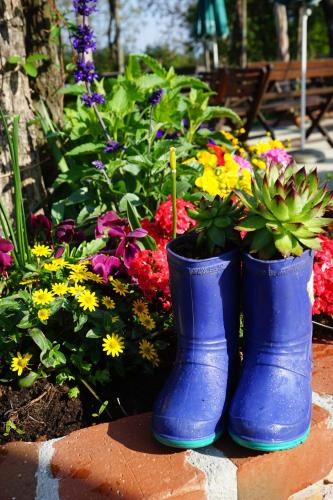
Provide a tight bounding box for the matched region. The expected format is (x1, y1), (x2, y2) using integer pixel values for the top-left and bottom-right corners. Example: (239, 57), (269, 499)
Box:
(95, 211), (127, 239)
(233, 155), (252, 172)
(0, 237), (14, 275)
(31, 214), (52, 240)
(115, 228), (148, 268)
(91, 254), (121, 283)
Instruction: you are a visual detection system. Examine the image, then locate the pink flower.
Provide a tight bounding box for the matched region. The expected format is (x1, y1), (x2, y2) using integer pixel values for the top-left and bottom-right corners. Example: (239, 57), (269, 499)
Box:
(261, 148), (293, 167)
(91, 254), (121, 283)
(233, 155), (252, 171)
(0, 238), (14, 275)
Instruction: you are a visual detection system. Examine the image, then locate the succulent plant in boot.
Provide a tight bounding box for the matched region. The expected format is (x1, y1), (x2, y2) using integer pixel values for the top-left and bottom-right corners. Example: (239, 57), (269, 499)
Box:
(234, 163), (333, 259)
(186, 194), (243, 258)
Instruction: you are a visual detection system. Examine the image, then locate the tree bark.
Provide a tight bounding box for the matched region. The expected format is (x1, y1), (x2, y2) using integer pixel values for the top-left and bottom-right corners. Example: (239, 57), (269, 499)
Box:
(274, 2), (290, 61)
(108, 0), (124, 73)
(25, 0), (64, 125)
(322, 0), (333, 57)
(0, 0), (45, 219)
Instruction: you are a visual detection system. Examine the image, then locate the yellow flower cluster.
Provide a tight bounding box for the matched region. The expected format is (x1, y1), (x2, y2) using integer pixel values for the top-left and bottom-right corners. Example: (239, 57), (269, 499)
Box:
(195, 152), (252, 198)
(249, 139), (285, 155)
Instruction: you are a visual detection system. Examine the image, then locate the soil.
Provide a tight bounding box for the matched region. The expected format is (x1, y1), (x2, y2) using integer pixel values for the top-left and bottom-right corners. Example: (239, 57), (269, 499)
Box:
(0, 380), (83, 444)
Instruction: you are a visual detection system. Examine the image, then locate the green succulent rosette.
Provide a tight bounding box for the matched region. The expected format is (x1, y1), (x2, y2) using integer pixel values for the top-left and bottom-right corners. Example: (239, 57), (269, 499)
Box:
(234, 163), (333, 260)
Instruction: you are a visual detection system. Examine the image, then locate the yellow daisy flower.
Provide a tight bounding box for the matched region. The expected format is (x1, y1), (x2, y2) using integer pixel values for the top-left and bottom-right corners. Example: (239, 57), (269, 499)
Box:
(102, 333), (125, 357)
(102, 296), (116, 310)
(10, 352), (32, 376)
(51, 258), (67, 269)
(68, 284), (87, 296)
(19, 277), (39, 286)
(69, 270), (90, 283)
(132, 299), (149, 316)
(77, 290), (99, 312)
(52, 283), (69, 295)
(139, 339), (160, 367)
(65, 262), (89, 271)
(111, 315), (120, 323)
(138, 313), (156, 331)
(31, 244), (52, 258)
(110, 279), (129, 296)
(44, 262), (60, 272)
(38, 308), (51, 321)
(86, 272), (104, 284)
(32, 289), (55, 306)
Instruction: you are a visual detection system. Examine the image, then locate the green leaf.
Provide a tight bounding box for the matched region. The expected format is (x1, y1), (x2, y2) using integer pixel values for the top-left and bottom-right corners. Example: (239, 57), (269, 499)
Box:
(201, 106), (242, 125)
(298, 237), (322, 250)
(23, 62), (38, 77)
(273, 233), (294, 256)
(236, 215), (266, 232)
(51, 200), (65, 224)
(271, 195), (289, 221)
(250, 228), (273, 253)
(68, 387), (80, 399)
(126, 200), (156, 250)
(19, 371), (39, 388)
(66, 143), (104, 156)
(109, 86), (129, 115)
(7, 55), (22, 64)
(29, 328), (52, 352)
(207, 226), (226, 247)
(58, 84), (85, 95)
(119, 193), (140, 212)
(76, 238), (107, 258)
(17, 316), (34, 329)
(132, 53), (168, 78)
(26, 53), (49, 63)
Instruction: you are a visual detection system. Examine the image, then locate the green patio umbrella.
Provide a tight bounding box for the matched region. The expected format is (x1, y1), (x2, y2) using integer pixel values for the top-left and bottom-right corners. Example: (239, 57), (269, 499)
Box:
(194, 0), (229, 69)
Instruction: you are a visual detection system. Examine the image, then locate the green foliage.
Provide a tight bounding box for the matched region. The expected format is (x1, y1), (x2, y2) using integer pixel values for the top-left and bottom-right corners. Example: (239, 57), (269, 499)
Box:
(187, 194), (244, 257)
(7, 54), (49, 78)
(235, 163), (333, 259)
(48, 54), (240, 222)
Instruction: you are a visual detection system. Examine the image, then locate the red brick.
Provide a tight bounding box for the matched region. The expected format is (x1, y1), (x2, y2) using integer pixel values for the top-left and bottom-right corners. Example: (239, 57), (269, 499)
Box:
(0, 441), (39, 500)
(215, 405), (333, 500)
(51, 413), (206, 500)
(313, 341), (333, 395)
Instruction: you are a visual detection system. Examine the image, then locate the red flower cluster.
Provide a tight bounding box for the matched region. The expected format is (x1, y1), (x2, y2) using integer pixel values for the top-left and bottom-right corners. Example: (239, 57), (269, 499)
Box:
(207, 143), (225, 166)
(128, 249), (171, 310)
(313, 236), (333, 316)
(155, 195), (196, 236)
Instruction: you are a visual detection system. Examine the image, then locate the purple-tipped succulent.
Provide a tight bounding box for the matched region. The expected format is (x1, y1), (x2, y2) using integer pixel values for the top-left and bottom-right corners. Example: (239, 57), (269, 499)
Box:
(91, 254), (121, 283)
(0, 238), (14, 275)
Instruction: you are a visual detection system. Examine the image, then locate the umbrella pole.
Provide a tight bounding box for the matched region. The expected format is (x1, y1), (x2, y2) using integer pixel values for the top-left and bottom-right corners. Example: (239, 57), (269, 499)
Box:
(300, 5), (311, 150)
(204, 41), (211, 72)
(291, 2), (325, 164)
(212, 40), (219, 68)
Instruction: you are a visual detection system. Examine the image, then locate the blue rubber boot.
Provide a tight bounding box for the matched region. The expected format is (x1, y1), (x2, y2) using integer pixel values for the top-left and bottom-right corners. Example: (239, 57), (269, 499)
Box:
(228, 250), (314, 451)
(152, 236), (240, 448)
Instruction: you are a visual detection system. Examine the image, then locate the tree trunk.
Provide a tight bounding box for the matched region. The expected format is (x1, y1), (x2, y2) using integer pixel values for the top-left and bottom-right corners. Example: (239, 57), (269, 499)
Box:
(322, 0), (333, 57)
(274, 2), (290, 61)
(25, 0), (64, 125)
(108, 0), (124, 73)
(0, 0), (45, 219)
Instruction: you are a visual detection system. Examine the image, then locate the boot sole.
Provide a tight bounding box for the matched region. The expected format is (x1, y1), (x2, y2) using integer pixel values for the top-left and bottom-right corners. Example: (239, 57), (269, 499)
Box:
(153, 428), (224, 449)
(228, 426), (311, 451)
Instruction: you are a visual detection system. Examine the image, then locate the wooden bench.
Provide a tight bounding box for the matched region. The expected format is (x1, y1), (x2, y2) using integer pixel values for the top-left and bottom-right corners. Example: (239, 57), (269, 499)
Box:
(202, 66), (270, 140)
(250, 59), (333, 146)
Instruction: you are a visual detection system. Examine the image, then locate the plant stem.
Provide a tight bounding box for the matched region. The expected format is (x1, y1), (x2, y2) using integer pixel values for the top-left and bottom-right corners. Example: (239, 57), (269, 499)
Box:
(170, 147), (177, 239)
(79, 377), (112, 419)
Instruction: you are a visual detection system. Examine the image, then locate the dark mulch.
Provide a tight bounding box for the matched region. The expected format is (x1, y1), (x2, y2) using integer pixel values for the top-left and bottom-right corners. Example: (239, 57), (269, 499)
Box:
(0, 380), (83, 443)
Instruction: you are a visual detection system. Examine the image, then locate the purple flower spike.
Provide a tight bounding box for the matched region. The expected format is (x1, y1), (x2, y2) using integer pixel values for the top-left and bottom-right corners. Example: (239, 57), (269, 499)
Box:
(72, 25), (96, 54)
(81, 93), (105, 107)
(92, 160), (105, 170)
(115, 228), (148, 268)
(104, 140), (123, 154)
(155, 129), (164, 140)
(95, 211), (128, 239)
(91, 254), (121, 283)
(74, 60), (98, 83)
(0, 237), (14, 275)
(149, 88), (164, 106)
(73, 0), (97, 16)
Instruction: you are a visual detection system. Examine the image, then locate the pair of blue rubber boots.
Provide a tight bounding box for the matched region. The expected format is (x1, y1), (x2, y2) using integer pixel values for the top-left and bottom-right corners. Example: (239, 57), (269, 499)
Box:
(152, 241), (313, 451)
